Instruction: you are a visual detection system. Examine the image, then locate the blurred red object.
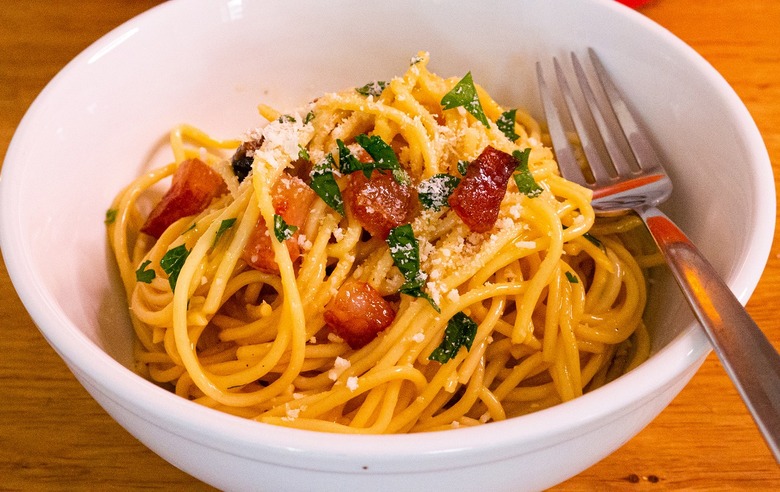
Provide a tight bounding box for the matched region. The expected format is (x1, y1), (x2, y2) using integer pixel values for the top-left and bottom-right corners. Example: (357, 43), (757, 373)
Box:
(616, 0), (652, 7)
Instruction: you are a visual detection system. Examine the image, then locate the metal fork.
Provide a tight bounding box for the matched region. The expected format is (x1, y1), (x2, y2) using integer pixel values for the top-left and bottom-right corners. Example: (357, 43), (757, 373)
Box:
(537, 48), (780, 461)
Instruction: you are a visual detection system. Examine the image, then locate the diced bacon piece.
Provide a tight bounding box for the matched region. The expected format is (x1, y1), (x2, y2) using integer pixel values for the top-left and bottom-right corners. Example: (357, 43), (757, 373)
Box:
(448, 146), (516, 233)
(323, 280), (396, 349)
(141, 158), (227, 239)
(242, 219), (295, 273)
(344, 170), (414, 239)
(272, 173), (317, 230)
(242, 174), (317, 273)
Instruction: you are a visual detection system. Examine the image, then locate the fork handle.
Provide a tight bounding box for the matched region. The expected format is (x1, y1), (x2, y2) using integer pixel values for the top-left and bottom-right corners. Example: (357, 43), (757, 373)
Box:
(639, 207), (780, 461)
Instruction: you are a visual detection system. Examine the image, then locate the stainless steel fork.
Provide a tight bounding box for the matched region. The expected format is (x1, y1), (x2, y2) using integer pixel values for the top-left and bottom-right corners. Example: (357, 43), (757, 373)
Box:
(537, 48), (780, 461)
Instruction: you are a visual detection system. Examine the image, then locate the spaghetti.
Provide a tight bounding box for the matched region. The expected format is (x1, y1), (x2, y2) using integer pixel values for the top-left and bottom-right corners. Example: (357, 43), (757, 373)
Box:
(107, 52), (658, 433)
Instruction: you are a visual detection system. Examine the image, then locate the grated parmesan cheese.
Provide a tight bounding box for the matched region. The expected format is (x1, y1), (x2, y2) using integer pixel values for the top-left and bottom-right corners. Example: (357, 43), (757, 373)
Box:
(253, 111), (314, 170)
(281, 403), (300, 422)
(495, 217), (514, 230)
(328, 356), (350, 381)
(296, 233), (313, 251)
(242, 127), (264, 144)
(446, 289), (460, 303)
(346, 376), (359, 392)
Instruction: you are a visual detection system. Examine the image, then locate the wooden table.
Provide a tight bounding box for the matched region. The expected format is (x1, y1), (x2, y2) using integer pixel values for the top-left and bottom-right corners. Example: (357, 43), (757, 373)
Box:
(1, 1), (778, 489)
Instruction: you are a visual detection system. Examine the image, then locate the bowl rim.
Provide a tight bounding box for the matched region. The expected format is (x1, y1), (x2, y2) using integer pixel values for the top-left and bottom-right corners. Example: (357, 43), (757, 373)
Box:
(0, 0), (775, 469)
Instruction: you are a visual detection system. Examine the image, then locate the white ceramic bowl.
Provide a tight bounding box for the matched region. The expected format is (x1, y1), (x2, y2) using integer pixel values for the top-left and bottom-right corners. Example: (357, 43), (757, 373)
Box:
(0, 0), (773, 490)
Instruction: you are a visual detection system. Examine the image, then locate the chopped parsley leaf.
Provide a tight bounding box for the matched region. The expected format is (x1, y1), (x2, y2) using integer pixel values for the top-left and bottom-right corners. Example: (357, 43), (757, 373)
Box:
(135, 260), (155, 284)
(298, 144), (310, 161)
(278, 114), (296, 123)
(356, 80), (388, 98)
(104, 208), (117, 225)
(583, 232), (603, 249)
(273, 214), (298, 242)
(386, 225), (421, 281)
(304, 111), (315, 124)
(565, 271), (579, 283)
(561, 224), (603, 250)
(440, 72), (490, 128)
(160, 244), (190, 292)
(429, 312), (478, 363)
(497, 109), (520, 141)
(355, 134), (398, 171)
(418, 174), (460, 211)
(386, 224), (440, 312)
(512, 148), (543, 198)
(457, 159), (470, 176)
(336, 136), (409, 185)
(336, 139), (363, 175)
(213, 218), (236, 247)
(309, 154), (345, 215)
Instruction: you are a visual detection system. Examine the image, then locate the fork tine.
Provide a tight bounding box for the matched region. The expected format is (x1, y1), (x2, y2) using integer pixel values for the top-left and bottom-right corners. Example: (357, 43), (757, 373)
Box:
(587, 48), (664, 173)
(570, 52), (636, 177)
(535, 61), (586, 186)
(551, 57), (613, 185)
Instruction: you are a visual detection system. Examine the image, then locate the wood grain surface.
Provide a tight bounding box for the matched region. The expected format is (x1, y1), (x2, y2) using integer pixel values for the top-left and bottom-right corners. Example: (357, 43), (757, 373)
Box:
(1, 1), (778, 490)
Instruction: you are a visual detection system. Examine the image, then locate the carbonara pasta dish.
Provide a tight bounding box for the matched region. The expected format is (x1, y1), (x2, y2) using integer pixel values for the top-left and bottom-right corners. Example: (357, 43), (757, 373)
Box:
(106, 52), (658, 433)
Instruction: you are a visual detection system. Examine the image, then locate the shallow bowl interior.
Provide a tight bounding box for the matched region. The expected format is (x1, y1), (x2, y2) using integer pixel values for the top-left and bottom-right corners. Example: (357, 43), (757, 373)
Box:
(0, 0), (773, 490)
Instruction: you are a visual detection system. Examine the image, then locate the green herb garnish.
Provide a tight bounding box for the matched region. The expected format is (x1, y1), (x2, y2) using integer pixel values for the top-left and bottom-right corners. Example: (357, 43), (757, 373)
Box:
(583, 232), (603, 249)
(497, 109), (520, 141)
(440, 72), (490, 128)
(273, 214), (298, 242)
(418, 174), (460, 211)
(309, 154), (345, 215)
(104, 208), (117, 225)
(512, 148), (543, 198)
(213, 218), (236, 247)
(336, 139), (364, 175)
(135, 260), (156, 284)
(565, 271), (579, 284)
(355, 134), (398, 171)
(304, 111), (315, 124)
(337, 136), (408, 185)
(160, 244), (190, 292)
(277, 114), (296, 123)
(356, 80), (388, 98)
(355, 134), (409, 185)
(386, 224), (440, 312)
(428, 312), (478, 363)
(298, 144), (310, 161)
(457, 159), (470, 176)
